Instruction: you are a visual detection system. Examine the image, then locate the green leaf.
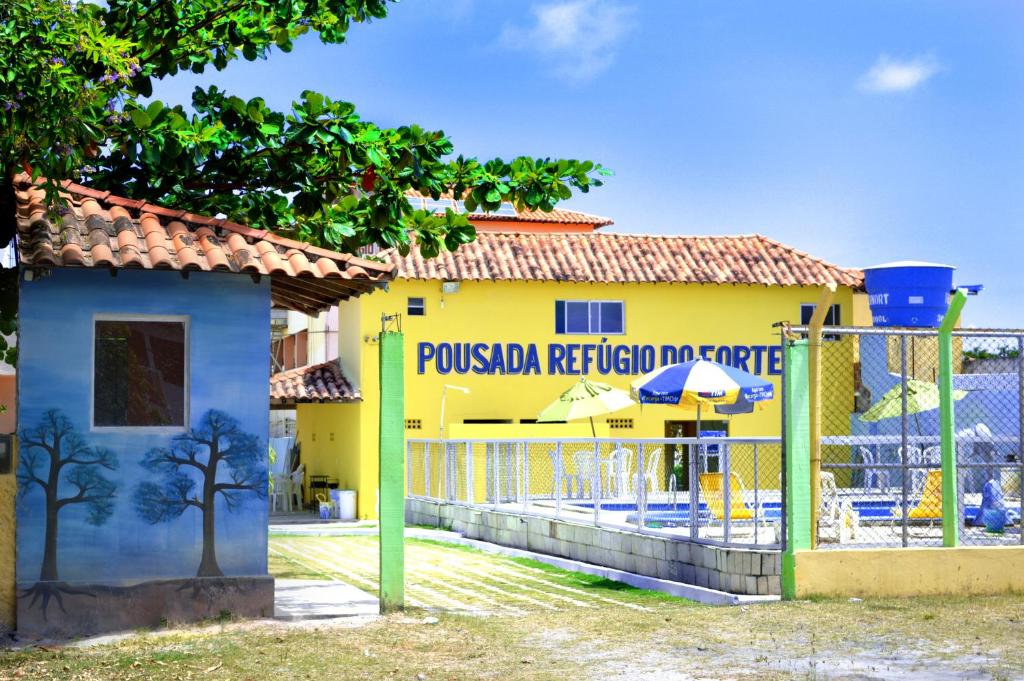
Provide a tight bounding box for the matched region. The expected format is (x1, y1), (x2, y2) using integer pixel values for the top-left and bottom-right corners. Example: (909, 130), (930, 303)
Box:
(130, 109), (152, 129)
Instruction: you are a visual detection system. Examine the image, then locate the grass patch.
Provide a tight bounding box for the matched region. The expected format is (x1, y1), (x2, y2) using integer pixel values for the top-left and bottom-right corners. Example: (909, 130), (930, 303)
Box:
(25, 536), (1008, 679)
(4, 595), (1024, 680)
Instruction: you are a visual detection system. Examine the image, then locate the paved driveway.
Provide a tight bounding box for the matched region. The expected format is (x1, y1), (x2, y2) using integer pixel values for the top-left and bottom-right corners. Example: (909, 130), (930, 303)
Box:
(269, 535), (651, 615)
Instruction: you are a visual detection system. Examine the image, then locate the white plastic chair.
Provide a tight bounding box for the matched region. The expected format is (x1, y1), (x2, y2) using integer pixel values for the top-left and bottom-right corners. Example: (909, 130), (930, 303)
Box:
(270, 473), (291, 512)
(631, 448), (663, 494)
(572, 451), (596, 499)
(289, 463), (305, 510)
(606, 448), (633, 497)
(921, 446), (942, 465)
(817, 472), (858, 544)
(856, 446), (889, 492)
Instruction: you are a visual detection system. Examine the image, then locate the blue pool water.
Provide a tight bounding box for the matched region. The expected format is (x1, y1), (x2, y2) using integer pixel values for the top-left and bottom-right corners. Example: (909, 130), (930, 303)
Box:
(573, 499), (1015, 524)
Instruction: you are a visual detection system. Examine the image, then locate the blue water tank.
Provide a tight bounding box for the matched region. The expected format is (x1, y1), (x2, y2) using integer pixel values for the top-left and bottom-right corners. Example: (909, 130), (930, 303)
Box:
(862, 261), (955, 328)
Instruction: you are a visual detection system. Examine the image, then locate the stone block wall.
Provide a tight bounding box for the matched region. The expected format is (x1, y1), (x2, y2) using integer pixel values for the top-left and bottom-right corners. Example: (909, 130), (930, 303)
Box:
(407, 498), (781, 596)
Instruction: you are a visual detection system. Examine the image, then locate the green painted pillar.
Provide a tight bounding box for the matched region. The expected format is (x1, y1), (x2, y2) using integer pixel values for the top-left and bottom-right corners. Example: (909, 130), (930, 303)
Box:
(939, 290), (968, 548)
(379, 329), (405, 612)
(782, 339), (811, 600)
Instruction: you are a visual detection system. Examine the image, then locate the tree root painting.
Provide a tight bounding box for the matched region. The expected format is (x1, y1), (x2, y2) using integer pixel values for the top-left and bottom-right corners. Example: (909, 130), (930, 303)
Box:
(17, 409), (118, 618)
(19, 581), (96, 621)
(134, 409), (266, 577)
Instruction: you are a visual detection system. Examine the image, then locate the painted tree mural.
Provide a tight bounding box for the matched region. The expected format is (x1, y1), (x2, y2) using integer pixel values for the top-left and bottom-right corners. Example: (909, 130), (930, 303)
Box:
(17, 409), (118, 611)
(134, 409), (265, 577)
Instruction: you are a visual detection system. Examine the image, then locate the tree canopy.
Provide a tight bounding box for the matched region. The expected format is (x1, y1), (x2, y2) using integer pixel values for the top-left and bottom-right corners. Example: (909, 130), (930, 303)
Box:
(0, 1), (609, 257)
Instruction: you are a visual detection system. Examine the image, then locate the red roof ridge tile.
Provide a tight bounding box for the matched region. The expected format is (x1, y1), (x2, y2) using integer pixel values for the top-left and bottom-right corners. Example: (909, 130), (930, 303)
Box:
(269, 359), (361, 403)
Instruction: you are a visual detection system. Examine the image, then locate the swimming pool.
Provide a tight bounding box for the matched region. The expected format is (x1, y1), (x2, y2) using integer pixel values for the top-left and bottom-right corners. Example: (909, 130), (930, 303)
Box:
(572, 499), (1015, 525)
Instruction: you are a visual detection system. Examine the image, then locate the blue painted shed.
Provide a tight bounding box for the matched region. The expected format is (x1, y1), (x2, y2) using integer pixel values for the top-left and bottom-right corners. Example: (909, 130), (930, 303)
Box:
(7, 176), (392, 638)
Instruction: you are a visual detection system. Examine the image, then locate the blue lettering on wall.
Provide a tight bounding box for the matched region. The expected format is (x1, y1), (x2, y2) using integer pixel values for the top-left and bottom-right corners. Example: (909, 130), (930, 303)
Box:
(418, 342), (435, 374)
(751, 345), (767, 375)
(507, 343), (524, 373)
(581, 344), (596, 375)
(489, 343), (506, 374)
(639, 345), (656, 373)
(416, 341), (782, 376)
(524, 345), (542, 375)
(548, 344), (567, 374)
(472, 343), (489, 374)
(565, 343), (580, 374)
(733, 345), (751, 372)
(436, 342), (452, 375)
(768, 345), (783, 375)
(612, 344), (631, 374)
(679, 345), (694, 362)
(454, 343), (471, 374)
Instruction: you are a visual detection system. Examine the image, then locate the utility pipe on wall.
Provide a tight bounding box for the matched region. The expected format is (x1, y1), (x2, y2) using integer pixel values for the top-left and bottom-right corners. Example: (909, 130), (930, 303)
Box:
(807, 283), (837, 550)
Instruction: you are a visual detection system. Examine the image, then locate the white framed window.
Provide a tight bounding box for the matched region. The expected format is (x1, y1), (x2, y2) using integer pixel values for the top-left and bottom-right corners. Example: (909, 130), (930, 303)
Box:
(92, 314), (189, 430)
(555, 300), (624, 335)
(408, 297), (426, 316)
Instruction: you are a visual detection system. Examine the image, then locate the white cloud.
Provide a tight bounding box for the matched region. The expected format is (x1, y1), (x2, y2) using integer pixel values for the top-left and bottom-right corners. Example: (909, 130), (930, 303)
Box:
(858, 54), (941, 93)
(499, 0), (636, 83)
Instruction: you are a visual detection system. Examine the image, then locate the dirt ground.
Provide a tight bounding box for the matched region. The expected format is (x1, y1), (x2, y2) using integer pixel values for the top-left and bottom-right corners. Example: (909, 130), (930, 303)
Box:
(2, 536), (1022, 680)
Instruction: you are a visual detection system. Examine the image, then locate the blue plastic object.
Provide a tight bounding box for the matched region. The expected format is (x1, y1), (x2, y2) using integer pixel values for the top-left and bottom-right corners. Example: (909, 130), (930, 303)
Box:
(983, 509), (1007, 533)
(863, 261), (956, 328)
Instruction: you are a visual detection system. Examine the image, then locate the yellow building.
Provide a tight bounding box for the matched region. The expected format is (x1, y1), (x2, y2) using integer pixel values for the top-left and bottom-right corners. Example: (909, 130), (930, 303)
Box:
(271, 202), (866, 519)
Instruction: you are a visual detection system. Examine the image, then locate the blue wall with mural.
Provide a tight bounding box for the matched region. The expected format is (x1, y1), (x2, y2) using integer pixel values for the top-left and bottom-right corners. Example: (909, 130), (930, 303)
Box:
(16, 268), (270, 595)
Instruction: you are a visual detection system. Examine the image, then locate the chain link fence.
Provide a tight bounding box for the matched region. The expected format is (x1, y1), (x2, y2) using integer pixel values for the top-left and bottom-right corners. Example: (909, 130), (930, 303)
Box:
(805, 326), (1024, 548)
(407, 437), (782, 549)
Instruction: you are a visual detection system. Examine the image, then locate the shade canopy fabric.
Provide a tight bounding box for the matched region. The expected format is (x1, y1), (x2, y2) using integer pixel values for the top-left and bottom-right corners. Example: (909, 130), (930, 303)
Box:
(630, 358), (774, 409)
(537, 377), (635, 424)
(859, 379), (967, 423)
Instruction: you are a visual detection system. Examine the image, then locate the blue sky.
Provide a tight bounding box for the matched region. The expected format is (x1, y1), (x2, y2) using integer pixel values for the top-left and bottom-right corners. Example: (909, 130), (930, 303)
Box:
(153, 1), (1024, 327)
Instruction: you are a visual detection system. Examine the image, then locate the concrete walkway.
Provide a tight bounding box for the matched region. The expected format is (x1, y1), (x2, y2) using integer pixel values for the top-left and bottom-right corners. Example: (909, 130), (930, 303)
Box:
(270, 525), (777, 606)
(274, 579), (379, 620)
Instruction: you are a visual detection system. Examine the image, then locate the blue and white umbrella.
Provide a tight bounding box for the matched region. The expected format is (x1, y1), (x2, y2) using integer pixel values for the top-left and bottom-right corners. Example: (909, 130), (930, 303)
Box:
(630, 358), (774, 430)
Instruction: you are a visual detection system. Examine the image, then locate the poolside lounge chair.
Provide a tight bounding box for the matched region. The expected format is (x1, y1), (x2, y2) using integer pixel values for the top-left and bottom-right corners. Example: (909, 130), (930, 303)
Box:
(817, 471), (858, 544)
(699, 472), (754, 521)
(905, 469), (943, 522)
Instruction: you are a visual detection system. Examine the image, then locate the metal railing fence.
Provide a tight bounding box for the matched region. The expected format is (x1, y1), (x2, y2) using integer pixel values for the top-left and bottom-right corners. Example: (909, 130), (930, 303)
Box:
(790, 325), (1024, 548)
(407, 436), (782, 549)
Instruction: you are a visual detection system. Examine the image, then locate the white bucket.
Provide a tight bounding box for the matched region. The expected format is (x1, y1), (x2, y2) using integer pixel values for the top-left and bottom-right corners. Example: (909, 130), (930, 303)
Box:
(331, 489), (357, 521)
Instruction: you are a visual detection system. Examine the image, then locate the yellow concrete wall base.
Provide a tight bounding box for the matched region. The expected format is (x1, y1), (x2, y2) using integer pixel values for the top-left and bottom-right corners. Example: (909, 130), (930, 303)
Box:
(794, 546), (1024, 598)
(0, 438), (17, 632)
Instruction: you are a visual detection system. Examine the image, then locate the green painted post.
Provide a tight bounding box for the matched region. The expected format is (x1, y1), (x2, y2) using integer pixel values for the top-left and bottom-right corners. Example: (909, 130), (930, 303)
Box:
(939, 290), (968, 548)
(379, 329), (405, 612)
(782, 339), (811, 600)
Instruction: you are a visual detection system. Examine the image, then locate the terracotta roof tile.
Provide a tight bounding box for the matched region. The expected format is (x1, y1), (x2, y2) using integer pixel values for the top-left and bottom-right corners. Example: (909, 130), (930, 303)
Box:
(13, 175), (395, 313)
(405, 190), (613, 227)
(269, 360), (360, 404)
(386, 231), (864, 289)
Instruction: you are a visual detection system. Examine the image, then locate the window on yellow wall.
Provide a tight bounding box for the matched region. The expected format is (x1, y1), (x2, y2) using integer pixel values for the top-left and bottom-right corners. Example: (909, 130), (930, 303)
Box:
(800, 303), (841, 341)
(555, 300), (624, 334)
(408, 297), (425, 316)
